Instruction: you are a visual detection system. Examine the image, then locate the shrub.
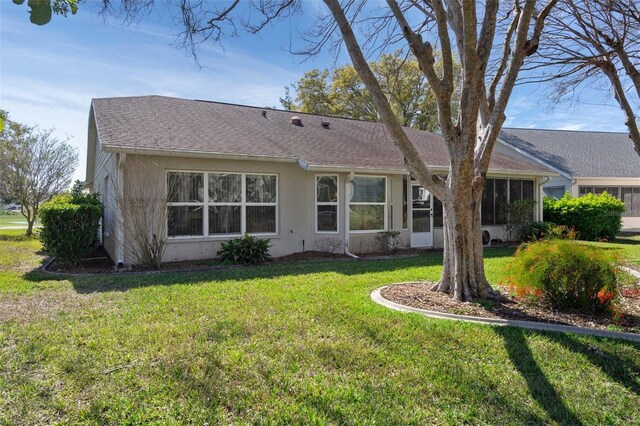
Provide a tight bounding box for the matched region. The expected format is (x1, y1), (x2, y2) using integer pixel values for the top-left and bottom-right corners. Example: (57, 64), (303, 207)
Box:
(501, 199), (536, 241)
(217, 233), (271, 265)
(39, 190), (103, 264)
(375, 230), (401, 254)
(543, 193), (624, 241)
(504, 239), (619, 312)
(522, 221), (576, 241)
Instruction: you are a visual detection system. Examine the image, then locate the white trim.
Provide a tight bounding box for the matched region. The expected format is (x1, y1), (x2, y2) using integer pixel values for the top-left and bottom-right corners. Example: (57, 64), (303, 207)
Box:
(348, 175), (387, 233)
(166, 170), (278, 239)
(497, 138), (570, 179)
(315, 174), (340, 234)
(103, 144), (297, 164)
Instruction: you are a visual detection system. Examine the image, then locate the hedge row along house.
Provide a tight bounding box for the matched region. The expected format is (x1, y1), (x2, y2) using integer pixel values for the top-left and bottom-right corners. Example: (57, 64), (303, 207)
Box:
(87, 95), (599, 266)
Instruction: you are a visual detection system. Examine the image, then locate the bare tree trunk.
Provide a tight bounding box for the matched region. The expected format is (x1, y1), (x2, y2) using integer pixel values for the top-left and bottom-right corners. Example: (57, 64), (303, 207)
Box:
(26, 219), (34, 236)
(431, 161), (492, 300)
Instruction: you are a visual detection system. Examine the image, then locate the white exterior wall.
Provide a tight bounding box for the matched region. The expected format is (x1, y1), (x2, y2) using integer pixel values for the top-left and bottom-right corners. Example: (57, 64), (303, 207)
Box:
(93, 147), (549, 264)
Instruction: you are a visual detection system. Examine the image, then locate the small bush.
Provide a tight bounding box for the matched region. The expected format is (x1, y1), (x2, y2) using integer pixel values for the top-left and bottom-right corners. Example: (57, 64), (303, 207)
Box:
(522, 221), (576, 241)
(217, 233), (271, 265)
(39, 190), (103, 264)
(375, 230), (401, 254)
(543, 193), (624, 241)
(504, 239), (619, 312)
(502, 199), (536, 241)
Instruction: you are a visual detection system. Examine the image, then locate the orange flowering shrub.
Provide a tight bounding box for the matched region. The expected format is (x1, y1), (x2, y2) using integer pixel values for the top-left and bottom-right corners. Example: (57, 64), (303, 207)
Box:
(503, 240), (620, 312)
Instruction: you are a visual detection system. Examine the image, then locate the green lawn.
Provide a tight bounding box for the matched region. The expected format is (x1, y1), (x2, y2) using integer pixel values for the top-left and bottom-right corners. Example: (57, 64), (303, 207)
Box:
(1, 233), (639, 424)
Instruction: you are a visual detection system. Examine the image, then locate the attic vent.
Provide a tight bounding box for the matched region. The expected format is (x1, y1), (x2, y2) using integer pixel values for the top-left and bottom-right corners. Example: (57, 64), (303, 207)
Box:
(261, 109), (267, 118)
(291, 116), (302, 126)
(321, 120), (330, 129)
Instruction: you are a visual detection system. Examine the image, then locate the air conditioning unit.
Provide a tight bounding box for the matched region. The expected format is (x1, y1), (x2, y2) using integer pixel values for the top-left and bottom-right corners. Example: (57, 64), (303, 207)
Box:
(482, 229), (492, 247)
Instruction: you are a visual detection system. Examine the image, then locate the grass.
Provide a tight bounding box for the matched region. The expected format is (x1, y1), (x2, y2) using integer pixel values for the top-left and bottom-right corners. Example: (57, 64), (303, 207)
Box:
(0, 212), (27, 228)
(1, 233), (639, 424)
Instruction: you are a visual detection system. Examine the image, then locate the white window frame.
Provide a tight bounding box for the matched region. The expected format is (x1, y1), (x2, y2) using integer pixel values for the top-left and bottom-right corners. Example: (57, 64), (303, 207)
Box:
(166, 170), (278, 239)
(315, 174), (340, 234)
(349, 175), (387, 233)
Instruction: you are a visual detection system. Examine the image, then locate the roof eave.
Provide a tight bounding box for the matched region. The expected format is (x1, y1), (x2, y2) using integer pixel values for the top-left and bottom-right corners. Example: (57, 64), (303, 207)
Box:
(101, 144), (298, 163)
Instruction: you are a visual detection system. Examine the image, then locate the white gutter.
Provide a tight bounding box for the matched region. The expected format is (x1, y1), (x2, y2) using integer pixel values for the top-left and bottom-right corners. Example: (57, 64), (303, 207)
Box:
(538, 175), (551, 221)
(344, 172), (359, 259)
(102, 144), (298, 163)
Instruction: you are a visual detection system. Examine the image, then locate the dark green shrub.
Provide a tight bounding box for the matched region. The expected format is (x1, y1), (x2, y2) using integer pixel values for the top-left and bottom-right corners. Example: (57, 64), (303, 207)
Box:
(504, 239), (619, 312)
(217, 233), (271, 265)
(39, 190), (103, 264)
(375, 230), (401, 254)
(501, 199), (536, 241)
(543, 193), (624, 241)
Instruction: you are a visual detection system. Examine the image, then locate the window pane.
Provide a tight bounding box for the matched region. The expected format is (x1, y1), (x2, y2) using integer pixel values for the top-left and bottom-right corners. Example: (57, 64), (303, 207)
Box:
(495, 179), (508, 225)
(523, 181), (534, 200)
(509, 179), (522, 202)
(246, 175), (277, 203)
(544, 186), (564, 200)
(209, 173), (241, 203)
(168, 172), (203, 203)
(168, 206), (203, 236)
(349, 205), (384, 231)
(246, 206), (276, 233)
(594, 186), (607, 195)
(433, 196), (443, 228)
(350, 177), (385, 203)
(317, 176), (338, 203)
(579, 186), (592, 196)
(633, 188), (640, 216)
(209, 206), (241, 235)
(482, 179), (494, 226)
(402, 176), (408, 229)
(622, 187), (633, 214)
(317, 205), (338, 232)
(412, 186), (431, 209)
(607, 186), (620, 199)
(412, 209), (431, 232)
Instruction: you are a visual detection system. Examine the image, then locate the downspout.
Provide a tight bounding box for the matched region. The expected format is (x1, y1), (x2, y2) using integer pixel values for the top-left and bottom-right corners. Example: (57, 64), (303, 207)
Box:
(538, 175), (551, 222)
(344, 172), (359, 259)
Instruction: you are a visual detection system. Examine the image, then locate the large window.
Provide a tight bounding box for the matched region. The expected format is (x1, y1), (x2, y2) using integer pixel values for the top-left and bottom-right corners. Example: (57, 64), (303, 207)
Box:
(167, 171), (277, 237)
(316, 175), (338, 232)
(579, 185), (640, 216)
(481, 178), (535, 226)
(349, 176), (386, 231)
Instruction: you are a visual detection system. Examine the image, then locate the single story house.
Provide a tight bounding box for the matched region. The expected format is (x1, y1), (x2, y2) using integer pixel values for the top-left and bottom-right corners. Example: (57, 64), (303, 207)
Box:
(86, 95), (553, 265)
(496, 128), (640, 230)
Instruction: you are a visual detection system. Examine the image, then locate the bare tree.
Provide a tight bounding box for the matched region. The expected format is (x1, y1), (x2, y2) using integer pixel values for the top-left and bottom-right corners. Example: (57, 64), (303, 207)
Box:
(108, 156), (177, 269)
(0, 116), (78, 236)
(100, 0), (556, 300)
(528, 0), (640, 155)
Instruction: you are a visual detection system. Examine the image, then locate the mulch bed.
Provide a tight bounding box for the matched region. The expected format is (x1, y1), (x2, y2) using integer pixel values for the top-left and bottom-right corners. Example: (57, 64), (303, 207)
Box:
(381, 283), (640, 334)
(47, 246), (115, 274)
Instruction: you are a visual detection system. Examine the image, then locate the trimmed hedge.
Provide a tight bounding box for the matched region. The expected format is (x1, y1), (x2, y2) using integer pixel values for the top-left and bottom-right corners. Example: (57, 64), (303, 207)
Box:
(543, 193), (624, 241)
(39, 191), (103, 264)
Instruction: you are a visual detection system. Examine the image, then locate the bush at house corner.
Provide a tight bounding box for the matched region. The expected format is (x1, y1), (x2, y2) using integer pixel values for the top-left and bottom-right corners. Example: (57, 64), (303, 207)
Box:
(39, 185), (103, 264)
(543, 193), (624, 241)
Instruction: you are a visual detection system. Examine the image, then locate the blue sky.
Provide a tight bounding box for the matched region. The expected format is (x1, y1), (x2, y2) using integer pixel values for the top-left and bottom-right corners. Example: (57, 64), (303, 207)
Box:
(0, 2), (628, 182)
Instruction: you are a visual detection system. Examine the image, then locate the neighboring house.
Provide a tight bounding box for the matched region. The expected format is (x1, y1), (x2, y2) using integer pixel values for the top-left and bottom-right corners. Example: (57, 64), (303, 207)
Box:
(86, 96), (553, 265)
(496, 128), (640, 230)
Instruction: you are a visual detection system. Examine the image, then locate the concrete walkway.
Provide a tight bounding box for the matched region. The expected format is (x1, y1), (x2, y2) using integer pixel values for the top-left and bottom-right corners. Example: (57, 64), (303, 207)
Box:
(371, 286), (640, 343)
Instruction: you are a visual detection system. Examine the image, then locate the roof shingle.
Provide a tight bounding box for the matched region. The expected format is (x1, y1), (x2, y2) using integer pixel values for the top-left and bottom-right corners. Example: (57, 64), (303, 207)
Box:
(91, 95), (552, 175)
(500, 128), (640, 178)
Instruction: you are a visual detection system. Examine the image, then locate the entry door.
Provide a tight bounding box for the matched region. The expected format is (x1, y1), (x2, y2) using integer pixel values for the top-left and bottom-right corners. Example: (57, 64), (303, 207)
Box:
(410, 184), (433, 247)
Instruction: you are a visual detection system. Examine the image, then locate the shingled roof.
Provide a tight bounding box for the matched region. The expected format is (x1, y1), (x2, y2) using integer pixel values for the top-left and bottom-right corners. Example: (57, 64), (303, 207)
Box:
(90, 95), (551, 175)
(499, 127), (640, 178)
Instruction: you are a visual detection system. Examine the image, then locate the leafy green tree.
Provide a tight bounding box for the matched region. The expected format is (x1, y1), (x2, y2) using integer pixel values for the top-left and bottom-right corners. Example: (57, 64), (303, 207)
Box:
(12, 0), (78, 25)
(281, 50), (460, 131)
(0, 114), (78, 236)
